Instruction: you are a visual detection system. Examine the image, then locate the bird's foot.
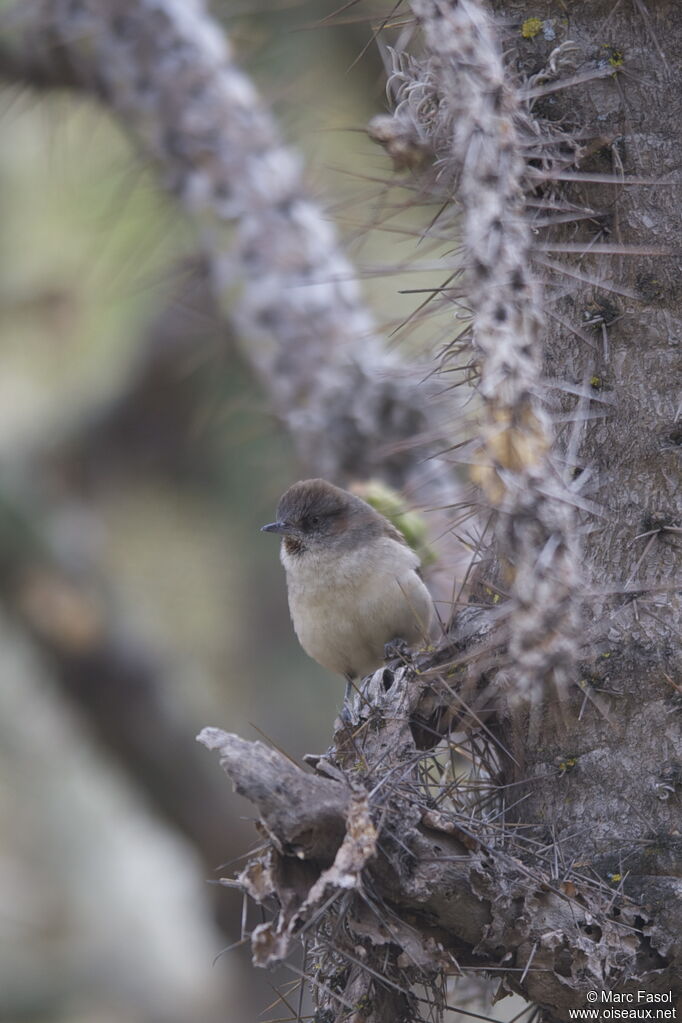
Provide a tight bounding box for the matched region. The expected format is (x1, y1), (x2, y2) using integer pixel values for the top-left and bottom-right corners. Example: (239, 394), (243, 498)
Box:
(337, 673), (359, 729)
(337, 703), (354, 729)
(343, 675), (356, 704)
(384, 637), (411, 664)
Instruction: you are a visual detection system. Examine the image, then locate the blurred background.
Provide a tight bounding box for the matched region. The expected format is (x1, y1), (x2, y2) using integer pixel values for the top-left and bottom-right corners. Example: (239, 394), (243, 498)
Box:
(0, 2), (493, 1021)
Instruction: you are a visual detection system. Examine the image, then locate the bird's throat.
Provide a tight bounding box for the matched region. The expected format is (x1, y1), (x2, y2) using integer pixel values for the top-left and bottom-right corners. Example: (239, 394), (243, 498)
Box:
(283, 535), (306, 557)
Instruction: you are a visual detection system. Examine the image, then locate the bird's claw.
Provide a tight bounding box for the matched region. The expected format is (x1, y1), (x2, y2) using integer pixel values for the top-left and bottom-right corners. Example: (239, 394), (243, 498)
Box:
(384, 637), (411, 663)
(337, 702), (355, 729)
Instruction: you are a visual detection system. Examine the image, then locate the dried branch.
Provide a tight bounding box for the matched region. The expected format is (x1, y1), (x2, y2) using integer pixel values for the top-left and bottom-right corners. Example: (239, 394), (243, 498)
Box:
(198, 728), (350, 864)
(199, 665), (680, 1018)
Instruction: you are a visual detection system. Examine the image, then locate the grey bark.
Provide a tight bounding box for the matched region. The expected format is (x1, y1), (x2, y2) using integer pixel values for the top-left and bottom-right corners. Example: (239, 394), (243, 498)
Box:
(198, 659), (679, 1016)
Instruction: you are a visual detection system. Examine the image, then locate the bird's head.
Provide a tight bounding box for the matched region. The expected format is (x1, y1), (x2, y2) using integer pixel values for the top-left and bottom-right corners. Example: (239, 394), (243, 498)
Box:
(261, 479), (383, 556)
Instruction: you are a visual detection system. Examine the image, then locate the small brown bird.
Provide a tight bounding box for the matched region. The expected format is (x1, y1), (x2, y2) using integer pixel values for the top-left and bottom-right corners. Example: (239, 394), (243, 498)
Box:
(261, 479), (435, 686)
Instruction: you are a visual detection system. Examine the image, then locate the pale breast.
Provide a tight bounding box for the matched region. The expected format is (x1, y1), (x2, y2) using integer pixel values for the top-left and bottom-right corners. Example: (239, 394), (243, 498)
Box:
(282, 538), (434, 678)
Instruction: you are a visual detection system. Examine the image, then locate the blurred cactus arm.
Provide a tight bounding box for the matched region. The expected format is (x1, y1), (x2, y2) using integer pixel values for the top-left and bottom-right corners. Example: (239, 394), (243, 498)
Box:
(0, 0), (459, 513)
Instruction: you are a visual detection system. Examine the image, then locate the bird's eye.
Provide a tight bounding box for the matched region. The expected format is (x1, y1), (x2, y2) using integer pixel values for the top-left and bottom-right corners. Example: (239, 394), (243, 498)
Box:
(300, 514), (322, 532)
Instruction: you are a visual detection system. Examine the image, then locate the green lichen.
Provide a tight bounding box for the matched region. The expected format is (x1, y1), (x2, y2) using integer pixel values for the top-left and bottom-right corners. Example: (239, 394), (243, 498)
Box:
(637, 272), (663, 301)
(603, 44), (624, 67)
(521, 17), (543, 39)
(351, 479), (436, 566)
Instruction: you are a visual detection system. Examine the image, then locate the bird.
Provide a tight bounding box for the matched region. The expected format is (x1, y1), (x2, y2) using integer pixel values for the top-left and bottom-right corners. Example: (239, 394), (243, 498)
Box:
(261, 479), (435, 694)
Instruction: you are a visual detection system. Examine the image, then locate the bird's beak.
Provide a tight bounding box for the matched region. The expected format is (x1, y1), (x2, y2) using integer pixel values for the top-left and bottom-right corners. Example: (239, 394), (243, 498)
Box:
(261, 520), (289, 535)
